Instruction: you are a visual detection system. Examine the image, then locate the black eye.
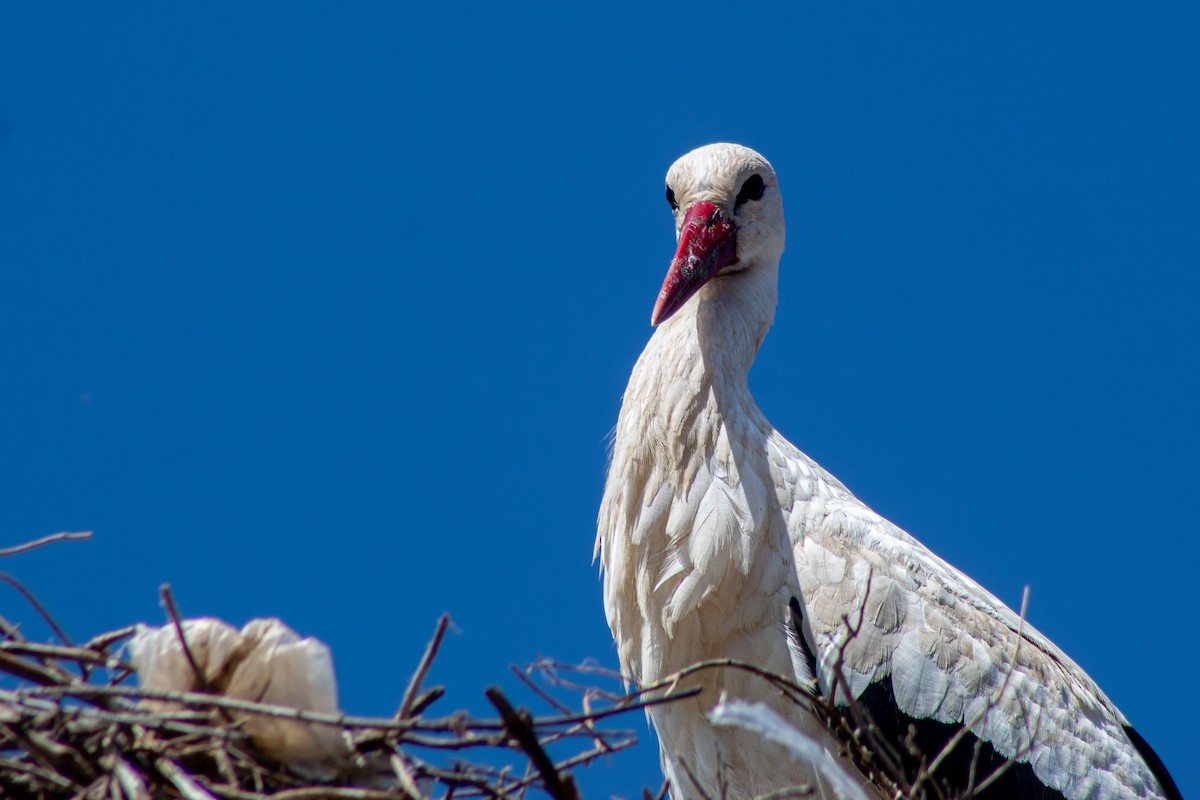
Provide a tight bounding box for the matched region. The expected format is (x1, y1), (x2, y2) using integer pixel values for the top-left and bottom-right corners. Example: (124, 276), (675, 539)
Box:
(735, 174), (766, 209)
(666, 186), (679, 210)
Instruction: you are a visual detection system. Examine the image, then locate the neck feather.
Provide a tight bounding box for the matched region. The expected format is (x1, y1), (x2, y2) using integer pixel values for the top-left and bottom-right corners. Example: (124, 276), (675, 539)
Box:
(615, 269), (777, 478)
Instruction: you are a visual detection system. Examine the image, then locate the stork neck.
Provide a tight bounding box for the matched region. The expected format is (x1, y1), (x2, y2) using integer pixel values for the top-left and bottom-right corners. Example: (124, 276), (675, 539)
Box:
(617, 268), (778, 486)
(662, 270), (776, 386)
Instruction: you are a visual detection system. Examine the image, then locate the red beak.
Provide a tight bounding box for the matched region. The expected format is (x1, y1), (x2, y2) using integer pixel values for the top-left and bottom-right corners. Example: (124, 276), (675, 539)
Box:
(651, 200), (739, 325)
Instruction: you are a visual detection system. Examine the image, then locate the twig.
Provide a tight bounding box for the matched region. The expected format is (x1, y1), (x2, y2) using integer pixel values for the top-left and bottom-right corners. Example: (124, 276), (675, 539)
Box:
(676, 756), (713, 800)
(106, 753), (152, 800)
(486, 686), (579, 800)
(511, 665), (573, 716)
(82, 624), (139, 652)
(390, 752), (424, 800)
(942, 586), (1032, 800)
(160, 583), (211, 693)
(198, 779), (409, 799)
(969, 754), (1016, 797)
(157, 757), (220, 800)
(0, 571), (74, 647)
(529, 659), (630, 704)
(0, 531), (93, 558)
(17, 684), (396, 730)
(397, 614), (450, 720)
(0, 611), (25, 643)
(0, 754), (79, 790)
(0, 640), (133, 670)
(407, 686), (446, 718)
(0, 648), (75, 688)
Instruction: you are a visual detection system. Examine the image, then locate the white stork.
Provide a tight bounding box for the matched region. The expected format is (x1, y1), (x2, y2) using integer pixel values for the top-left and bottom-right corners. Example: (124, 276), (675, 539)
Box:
(597, 143), (1180, 800)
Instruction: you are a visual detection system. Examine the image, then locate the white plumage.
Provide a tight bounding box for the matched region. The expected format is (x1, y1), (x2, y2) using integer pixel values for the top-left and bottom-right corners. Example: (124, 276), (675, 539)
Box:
(129, 618), (349, 777)
(597, 143), (1176, 800)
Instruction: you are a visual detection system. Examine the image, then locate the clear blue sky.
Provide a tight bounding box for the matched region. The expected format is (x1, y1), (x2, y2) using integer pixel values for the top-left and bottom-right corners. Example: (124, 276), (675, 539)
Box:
(2, 4), (1197, 797)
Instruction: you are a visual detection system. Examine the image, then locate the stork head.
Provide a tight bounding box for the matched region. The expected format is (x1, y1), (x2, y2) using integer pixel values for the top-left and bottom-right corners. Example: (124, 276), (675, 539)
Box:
(652, 143), (785, 326)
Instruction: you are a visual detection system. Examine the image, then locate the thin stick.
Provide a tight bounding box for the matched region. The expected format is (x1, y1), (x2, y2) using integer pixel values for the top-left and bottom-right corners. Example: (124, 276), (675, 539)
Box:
(510, 664), (573, 716)
(397, 613), (450, 719)
(1, 641), (132, 670)
(82, 624), (140, 652)
(0, 572), (73, 646)
(407, 686), (446, 718)
(197, 779), (408, 800)
(0, 531), (93, 558)
(0, 611), (25, 643)
(933, 585), (1032, 798)
(156, 757), (219, 800)
(486, 686), (578, 800)
(159, 584), (210, 692)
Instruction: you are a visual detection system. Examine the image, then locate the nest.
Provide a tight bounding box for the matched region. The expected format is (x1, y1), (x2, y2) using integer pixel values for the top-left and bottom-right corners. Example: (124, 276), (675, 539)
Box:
(1, 532), (677, 800)
(2, 533), (1027, 800)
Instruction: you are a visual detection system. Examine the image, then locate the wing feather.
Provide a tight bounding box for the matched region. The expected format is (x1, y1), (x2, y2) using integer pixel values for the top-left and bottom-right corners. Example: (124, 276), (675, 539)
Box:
(775, 430), (1166, 800)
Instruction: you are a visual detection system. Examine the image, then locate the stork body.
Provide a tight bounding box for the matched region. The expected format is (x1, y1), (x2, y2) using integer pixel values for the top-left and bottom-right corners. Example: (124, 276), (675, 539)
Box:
(597, 144), (1178, 800)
